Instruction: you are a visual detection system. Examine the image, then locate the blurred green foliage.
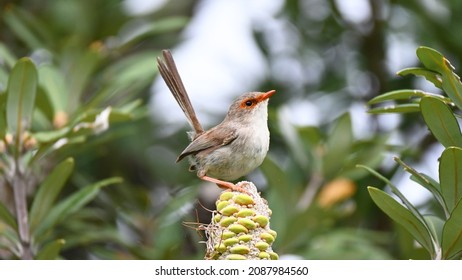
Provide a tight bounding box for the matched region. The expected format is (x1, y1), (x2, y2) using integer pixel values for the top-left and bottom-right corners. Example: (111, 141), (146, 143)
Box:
(365, 47), (462, 259)
(0, 0), (461, 259)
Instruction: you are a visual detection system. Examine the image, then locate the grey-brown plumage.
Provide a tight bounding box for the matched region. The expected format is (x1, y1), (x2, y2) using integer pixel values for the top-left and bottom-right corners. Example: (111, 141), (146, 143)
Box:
(157, 50), (275, 191)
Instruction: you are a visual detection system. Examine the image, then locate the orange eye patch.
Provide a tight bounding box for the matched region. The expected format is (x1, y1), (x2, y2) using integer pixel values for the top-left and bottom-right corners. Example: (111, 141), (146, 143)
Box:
(240, 98), (257, 108)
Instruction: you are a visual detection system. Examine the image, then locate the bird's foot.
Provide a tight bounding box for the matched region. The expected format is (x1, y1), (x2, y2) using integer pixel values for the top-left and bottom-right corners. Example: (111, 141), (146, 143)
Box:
(200, 175), (249, 194)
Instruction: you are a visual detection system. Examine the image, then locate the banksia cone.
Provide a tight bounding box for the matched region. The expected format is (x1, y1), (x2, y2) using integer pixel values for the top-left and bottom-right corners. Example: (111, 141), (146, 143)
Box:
(205, 181), (278, 260)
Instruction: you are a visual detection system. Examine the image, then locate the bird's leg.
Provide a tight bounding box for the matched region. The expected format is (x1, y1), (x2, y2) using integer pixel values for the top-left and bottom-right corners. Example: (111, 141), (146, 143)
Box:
(200, 175), (249, 194)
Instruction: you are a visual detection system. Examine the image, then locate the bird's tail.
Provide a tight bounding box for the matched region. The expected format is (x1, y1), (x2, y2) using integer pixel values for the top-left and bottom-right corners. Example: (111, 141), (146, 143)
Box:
(157, 50), (204, 137)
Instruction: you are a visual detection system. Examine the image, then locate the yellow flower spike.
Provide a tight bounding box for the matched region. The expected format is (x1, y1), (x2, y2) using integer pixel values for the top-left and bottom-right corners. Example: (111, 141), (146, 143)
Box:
(268, 229), (277, 239)
(238, 234), (253, 243)
(233, 193), (254, 205)
(253, 215), (269, 227)
(260, 232), (275, 244)
(223, 238), (239, 247)
(214, 243), (226, 253)
(213, 214), (222, 223)
(220, 191), (234, 201)
(221, 231), (236, 239)
(236, 209), (255, 217)
(237, 218), (257, 230)
(269, 252), (279, 260)
(219, 205), (240, 216)
(258, 252), (270, 259)
(216, 200), (230, 212)
(255, 241), (270, 251)
(204, 182), (278, 260)
(228, 224), (248, 234)
(230, 245), (250, 255)
(226, 254), (247, 260)
(220, 217), (237, 227)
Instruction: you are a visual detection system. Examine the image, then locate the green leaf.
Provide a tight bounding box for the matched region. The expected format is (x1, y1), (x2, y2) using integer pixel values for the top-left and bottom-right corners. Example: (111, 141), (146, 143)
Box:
(417, 46), (462, 111)
(34, 87), (54, 125)
(33, 177), (122, 239)
(6, 57), (38, 147)
(368, 187), (434, 254)
(62, 228), (122, 250)
(115, 17), (189, 49)
(420, 96), (462, 148)
(342, 138), (387, 180)
(368, 89), (451, 106)
(394, 157), (448, 217)
(424, 215), (444, 247)
(84, 51), (158, 111)
(118, 99), (143, 114)
(29, 158), (75, 232)
(36, 239), (65, 260)
(397, 67), (442, 89)
(0, 226), (20, 256)
(323, 113), (353, 177)
(417, 46), (446, 75)
(0, 201), (17, 230)
(2, 6), (45, 49)
(368, 103), (420, 114)
(32, 126), (71, 143)
(368, 90), (426, 105)
(0, 93), (7, 139)
(0, 43), (17, 68)
(359, 163), (437, 252)
(439, 147), (462, 213)
(260, 156), (291, 197)
(277, 108), (310, 169)
(65, 47), (102, 111)
(441, 68), (462, 112)
(38, 64), (68, 113)
(442, 199), (462, 259)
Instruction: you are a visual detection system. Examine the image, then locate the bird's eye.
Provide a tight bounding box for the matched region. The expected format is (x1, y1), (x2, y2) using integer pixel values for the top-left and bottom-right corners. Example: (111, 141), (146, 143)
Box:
(245, 100), (253, 106)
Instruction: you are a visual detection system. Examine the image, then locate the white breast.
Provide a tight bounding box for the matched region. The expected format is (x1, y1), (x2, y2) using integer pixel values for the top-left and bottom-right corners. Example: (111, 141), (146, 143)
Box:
(203, 103), (270, 180)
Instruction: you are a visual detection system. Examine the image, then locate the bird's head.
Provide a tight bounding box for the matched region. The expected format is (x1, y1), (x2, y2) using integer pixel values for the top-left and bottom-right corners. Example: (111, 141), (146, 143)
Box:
(225, 90), (276, 124)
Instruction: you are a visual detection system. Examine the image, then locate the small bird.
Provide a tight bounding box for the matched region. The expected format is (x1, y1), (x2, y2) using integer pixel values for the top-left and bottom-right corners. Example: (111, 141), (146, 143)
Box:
(157, 50), (275, 192)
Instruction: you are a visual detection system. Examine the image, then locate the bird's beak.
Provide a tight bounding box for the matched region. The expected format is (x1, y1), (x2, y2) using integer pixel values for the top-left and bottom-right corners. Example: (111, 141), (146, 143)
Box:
(258, 90), (276, 102)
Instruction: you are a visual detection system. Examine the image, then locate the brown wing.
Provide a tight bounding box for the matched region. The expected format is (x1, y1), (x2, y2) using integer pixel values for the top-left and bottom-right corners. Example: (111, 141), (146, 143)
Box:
(176, 127), (237, 162)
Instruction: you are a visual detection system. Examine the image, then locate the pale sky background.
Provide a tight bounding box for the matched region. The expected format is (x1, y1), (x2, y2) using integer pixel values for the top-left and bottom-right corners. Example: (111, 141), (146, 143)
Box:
(123, 0), (443, 206)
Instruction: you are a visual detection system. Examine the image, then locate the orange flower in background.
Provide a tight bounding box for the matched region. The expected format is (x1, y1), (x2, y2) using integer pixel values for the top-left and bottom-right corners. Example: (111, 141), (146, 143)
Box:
(317, 178), (357, 208)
